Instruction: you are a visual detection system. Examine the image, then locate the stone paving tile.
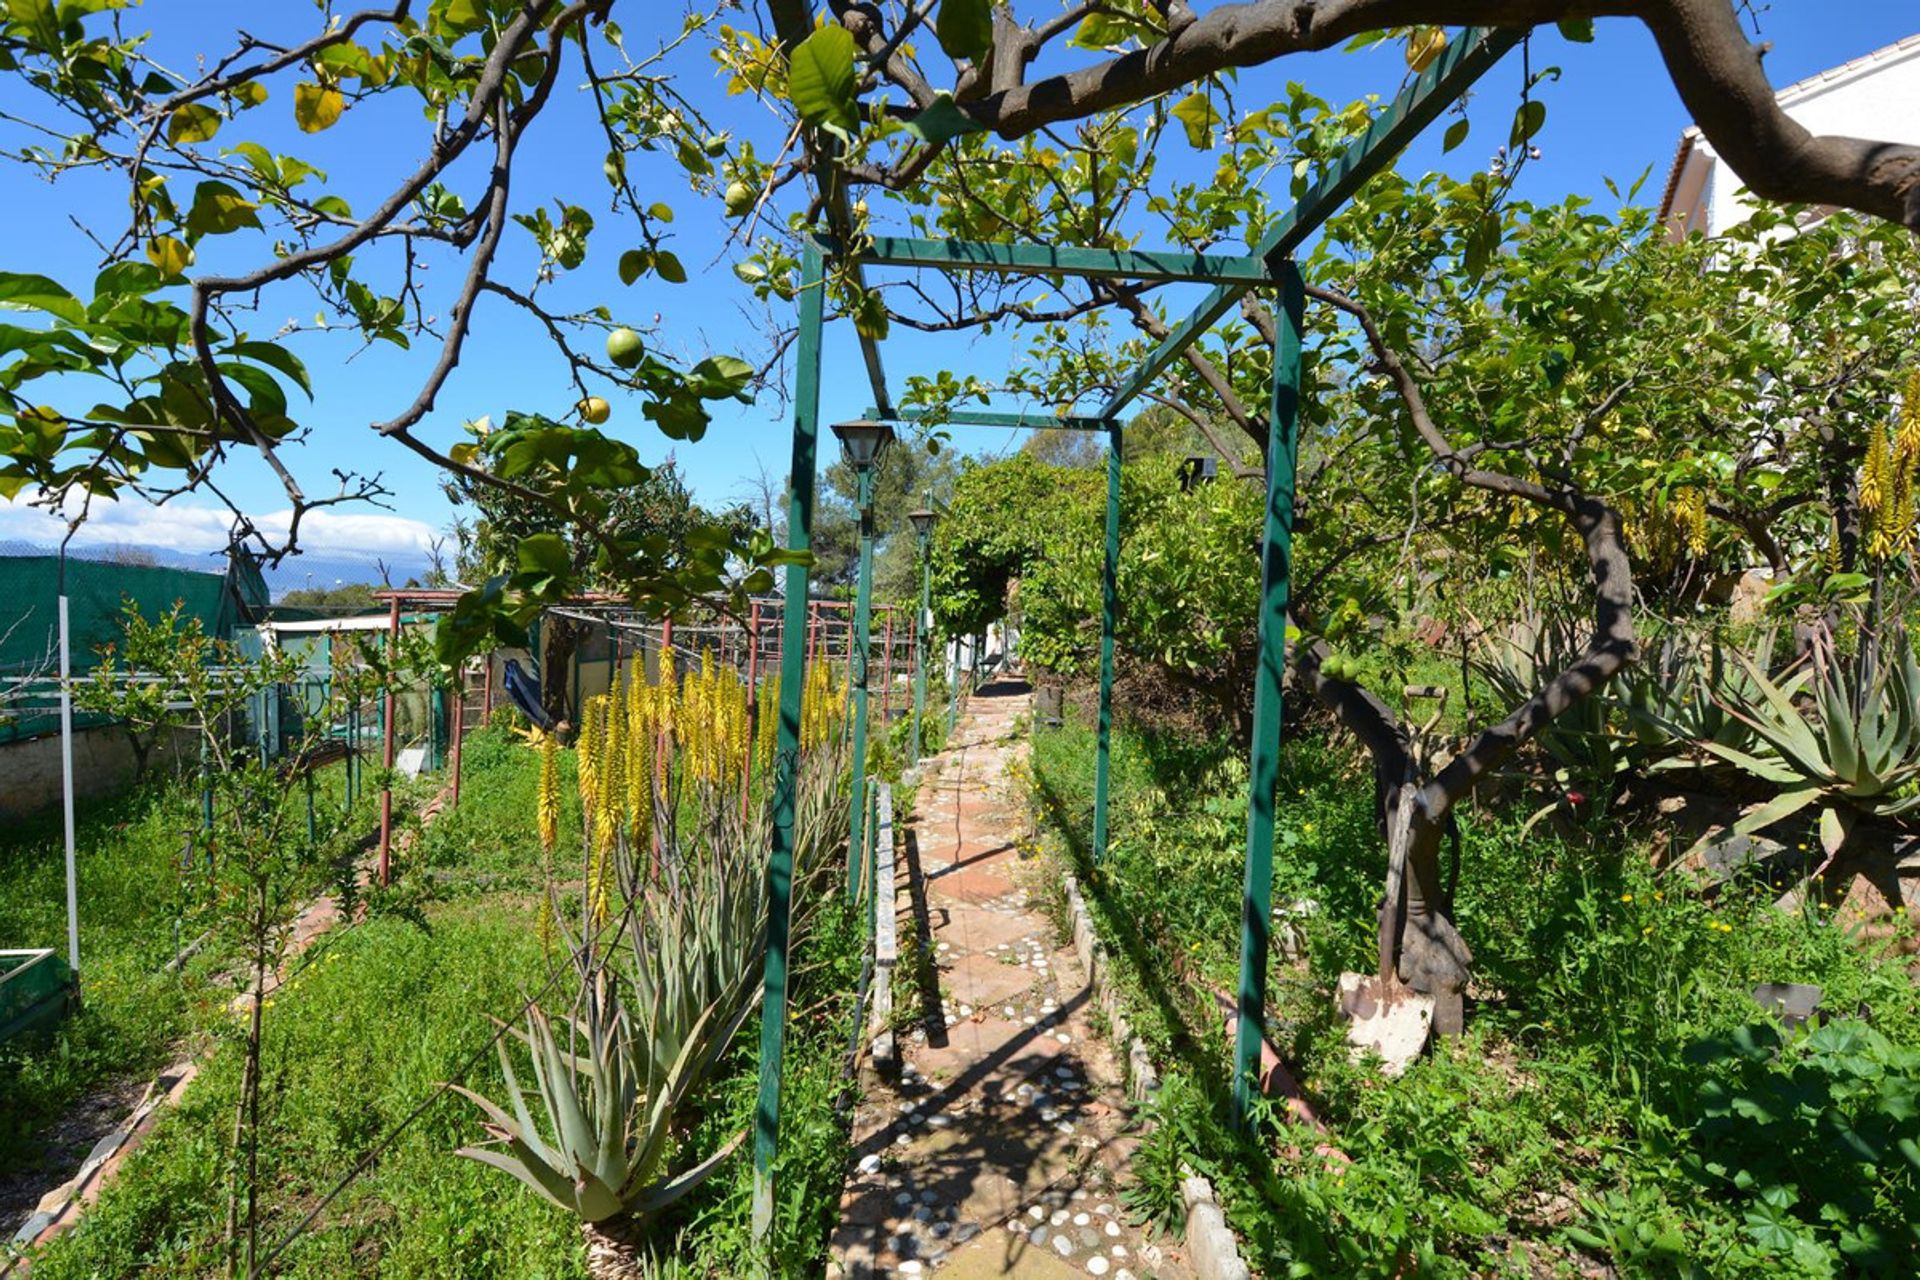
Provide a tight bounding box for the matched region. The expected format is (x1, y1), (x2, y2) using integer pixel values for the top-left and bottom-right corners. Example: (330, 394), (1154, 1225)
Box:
(832, 681), (1191, 1280)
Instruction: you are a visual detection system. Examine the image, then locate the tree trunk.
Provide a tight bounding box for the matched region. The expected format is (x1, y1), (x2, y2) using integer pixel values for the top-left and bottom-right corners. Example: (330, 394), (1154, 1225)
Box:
(543, 616), (582, 732)
(580, 1215), (648, 1280)
(1383, 781), (1471, 1036)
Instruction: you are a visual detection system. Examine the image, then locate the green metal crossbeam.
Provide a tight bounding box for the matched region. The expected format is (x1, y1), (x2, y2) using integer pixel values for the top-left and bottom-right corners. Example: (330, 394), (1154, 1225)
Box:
(1098, 26), (1521, 422)
(842, 236), (1268, 285)
(864, 406), (1109, 432)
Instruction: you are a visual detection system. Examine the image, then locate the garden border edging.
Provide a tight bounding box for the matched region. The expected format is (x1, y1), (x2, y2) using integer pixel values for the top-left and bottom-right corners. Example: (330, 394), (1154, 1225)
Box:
(1061, 874), (1251, 1280)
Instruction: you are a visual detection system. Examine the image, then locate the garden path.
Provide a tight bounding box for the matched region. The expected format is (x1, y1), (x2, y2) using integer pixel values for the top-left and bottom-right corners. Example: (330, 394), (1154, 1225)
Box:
(831, 680), (1193, 1280)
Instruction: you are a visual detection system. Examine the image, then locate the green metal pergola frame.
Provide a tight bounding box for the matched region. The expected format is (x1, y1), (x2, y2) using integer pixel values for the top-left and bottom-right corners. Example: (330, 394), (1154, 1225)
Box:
(750, 26), (1520, 1245)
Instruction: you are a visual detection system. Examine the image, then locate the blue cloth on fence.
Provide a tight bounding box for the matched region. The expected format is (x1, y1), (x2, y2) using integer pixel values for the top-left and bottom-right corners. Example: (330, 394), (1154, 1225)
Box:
(502, 658), (553, 730)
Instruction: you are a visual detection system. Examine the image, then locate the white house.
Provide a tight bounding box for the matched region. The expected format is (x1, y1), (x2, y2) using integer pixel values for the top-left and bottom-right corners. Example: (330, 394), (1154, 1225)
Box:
(1658, 32), (1920, 239)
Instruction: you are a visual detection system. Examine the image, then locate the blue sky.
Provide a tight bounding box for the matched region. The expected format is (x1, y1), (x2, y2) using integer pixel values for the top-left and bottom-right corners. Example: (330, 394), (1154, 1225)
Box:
(1, 2), (1914, 571)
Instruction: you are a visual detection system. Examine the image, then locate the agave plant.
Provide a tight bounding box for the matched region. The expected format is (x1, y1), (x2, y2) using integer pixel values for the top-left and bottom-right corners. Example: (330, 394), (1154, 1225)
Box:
(1685, 629), (1920, 865)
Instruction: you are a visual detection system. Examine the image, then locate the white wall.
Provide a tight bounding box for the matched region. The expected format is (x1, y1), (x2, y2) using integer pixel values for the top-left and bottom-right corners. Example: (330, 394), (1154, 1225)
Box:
(1698, 38), (1920, 236)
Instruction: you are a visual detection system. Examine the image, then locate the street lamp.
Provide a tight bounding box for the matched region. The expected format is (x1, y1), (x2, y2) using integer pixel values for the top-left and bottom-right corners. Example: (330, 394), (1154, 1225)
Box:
(831, 420), (893, 900)
(907, 506), (936, 767)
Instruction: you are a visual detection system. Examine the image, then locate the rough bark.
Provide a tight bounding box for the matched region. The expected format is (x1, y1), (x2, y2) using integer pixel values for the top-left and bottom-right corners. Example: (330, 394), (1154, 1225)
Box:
(542, 616), (583, 731)
(774, 0), (1920, 232)
(1298, 285), (1638, 1026)
(581, 1215), (647, 1280)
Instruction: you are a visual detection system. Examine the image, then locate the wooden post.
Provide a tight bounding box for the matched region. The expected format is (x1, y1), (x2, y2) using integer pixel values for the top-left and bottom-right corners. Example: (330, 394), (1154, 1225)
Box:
(450, 667), (464, 808)
(378, 594), (399, 885)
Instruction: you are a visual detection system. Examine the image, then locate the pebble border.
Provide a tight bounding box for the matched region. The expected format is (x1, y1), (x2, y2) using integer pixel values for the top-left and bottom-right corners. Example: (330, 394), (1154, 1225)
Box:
(1061, 874), (1251, 1280)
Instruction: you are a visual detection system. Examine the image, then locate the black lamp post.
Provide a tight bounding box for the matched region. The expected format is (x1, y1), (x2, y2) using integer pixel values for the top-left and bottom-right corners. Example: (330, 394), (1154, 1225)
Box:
(832, 420), (893, 897)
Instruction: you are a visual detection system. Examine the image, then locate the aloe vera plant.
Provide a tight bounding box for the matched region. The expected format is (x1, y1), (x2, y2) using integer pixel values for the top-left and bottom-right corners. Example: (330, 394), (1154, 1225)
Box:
(454, 845), (764, 1275)
(458, 660), (851, 1278)
(1687, 630), (1920, 863)
(1616, 624), (1773, 767)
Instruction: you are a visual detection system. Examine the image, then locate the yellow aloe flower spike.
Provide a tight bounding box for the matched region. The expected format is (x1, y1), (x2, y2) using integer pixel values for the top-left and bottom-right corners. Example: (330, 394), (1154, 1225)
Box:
(1897, 367), (1920, 464)
(537, 729), (559, 853)
(597, 692), (621, 854)
(626, 670), (651, 850)
(576, 696), (599, 810)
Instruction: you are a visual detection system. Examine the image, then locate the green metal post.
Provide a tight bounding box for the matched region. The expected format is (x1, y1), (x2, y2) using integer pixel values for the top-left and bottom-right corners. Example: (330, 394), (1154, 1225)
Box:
(847, 467), (877, 900)
(1093, 421), (1121, 863)
(1231, 261), (1305, 1132)
(911, 529), (930, 767)
(752, 239), (825, 1247)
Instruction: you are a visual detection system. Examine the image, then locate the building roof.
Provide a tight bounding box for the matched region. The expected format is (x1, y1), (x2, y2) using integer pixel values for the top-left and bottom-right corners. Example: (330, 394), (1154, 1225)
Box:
(1655, 32), (1920, 225)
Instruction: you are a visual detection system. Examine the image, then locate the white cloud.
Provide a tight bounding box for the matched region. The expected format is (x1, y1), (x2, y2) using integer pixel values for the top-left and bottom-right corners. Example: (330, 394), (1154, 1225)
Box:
(0, 492), (439, 558)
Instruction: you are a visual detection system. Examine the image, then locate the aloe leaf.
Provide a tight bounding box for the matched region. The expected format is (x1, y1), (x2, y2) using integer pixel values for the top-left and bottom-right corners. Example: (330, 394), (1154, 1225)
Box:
(456, 1140), (578, 1213)
(629, 1126), (751, 1215)
(1727, 784), (1823, 839)
(1816, 665), (1860, 784)
(1693, 739), (1804, 785)
(531, 1007), (599, 1169)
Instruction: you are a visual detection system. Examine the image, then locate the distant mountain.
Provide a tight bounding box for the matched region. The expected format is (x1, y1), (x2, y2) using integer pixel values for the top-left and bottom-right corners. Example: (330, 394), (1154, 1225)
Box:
(0, 541), (437, 601)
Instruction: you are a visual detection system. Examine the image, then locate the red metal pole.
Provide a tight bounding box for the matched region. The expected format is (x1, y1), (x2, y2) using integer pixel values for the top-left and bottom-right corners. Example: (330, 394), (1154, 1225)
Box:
(482, 652), (493, 720)
(881, 609), (894, 725)
(378, 594), (399, 885)
(742, 598), (760, 821)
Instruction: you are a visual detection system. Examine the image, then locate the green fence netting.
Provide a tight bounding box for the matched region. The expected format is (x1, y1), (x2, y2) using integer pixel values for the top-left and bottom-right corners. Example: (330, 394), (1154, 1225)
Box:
(0, 553), (267, 744)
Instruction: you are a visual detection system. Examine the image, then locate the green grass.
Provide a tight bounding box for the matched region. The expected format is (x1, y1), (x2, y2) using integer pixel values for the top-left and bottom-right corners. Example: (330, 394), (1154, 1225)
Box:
(0, 757), (383, 1179)
(23, 724), (872, 1277)
(1028, 714), (1920, 1278)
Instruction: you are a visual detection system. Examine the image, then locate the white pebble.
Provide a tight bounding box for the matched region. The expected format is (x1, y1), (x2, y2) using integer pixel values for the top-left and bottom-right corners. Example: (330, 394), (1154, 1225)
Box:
(1052, 1234), (1074, 1257)
(1027, 1205), (1044, 1221)
(1073, 1213), (1090, 1226)
(1088, 1259), (1111, 1277)
(1050, 1209), (1069, 1226)
(857, 1154), (881, 1174)
(1104, 1220), (1121, 1237)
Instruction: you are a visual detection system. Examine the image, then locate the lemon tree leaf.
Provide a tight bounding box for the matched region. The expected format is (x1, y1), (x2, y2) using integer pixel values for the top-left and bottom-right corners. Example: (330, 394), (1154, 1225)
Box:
(145, 237), (194, 278)
(166, 103), (221, 145)
(1171, 92), (1218, 149)
(294, 82), (344, 133)
(935, 0), (992, 64)
(787, 25), (858, 141)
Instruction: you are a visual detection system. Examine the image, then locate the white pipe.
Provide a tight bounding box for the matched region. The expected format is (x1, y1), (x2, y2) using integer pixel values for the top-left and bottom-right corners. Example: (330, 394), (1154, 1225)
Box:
(58, 594), (78, 975)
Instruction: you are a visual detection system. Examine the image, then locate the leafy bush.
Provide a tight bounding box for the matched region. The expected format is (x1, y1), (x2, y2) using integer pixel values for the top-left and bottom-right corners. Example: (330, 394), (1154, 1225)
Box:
(1683, 1018), (1920, 1274)
(1025, 708), (1920, 1278)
